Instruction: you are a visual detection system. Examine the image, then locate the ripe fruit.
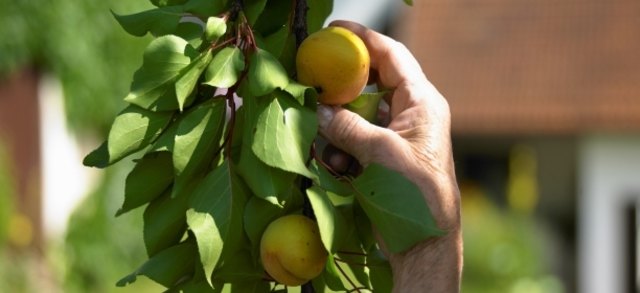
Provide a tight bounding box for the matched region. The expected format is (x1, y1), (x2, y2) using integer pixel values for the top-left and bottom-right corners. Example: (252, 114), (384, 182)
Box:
(296, 26), (370, 105)
(260, 214), (328, 286)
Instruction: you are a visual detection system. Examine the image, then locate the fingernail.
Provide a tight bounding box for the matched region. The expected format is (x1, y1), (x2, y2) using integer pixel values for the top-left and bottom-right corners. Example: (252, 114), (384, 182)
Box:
(317, 105), (334, 130)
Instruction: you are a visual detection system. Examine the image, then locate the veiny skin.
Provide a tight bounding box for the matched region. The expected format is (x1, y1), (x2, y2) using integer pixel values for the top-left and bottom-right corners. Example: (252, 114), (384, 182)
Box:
(317, 21), (462, 292)
(296, 26), (370, 105)
(260, 215), (328, 286)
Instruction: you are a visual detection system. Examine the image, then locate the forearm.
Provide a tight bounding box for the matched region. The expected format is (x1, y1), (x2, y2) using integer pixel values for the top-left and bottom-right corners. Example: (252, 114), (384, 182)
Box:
(391, 160), (462, 292)
(390, 228), (462, 293)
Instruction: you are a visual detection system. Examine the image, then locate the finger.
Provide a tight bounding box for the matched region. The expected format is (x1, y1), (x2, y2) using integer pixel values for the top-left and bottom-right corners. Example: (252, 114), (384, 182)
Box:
(377, 100), (391, 127)
(317, 105), (397, 166)
(322, 144), (352, 174)
(321, 144), (362, 176)
(329, 20), (427, 89)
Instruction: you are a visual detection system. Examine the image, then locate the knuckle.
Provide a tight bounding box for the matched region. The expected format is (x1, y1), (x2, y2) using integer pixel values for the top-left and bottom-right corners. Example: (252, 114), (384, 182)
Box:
(334, 113), (363, 146)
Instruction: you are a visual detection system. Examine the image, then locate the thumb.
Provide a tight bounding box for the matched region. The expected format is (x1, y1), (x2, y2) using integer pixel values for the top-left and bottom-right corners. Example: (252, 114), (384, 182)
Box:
(317, 105), (394, 166)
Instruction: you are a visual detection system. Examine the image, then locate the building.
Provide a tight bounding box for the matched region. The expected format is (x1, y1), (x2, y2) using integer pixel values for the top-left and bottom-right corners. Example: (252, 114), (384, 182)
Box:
(394, 0), (640, 292)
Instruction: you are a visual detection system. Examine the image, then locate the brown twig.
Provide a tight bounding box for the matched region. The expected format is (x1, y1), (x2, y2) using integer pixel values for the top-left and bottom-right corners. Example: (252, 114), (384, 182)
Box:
(293, 0), (309, 47)
(334, 259), (361, 293)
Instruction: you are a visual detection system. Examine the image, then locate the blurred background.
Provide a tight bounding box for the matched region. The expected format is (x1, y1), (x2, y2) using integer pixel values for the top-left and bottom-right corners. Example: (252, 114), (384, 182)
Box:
(1, 0), (639, 292)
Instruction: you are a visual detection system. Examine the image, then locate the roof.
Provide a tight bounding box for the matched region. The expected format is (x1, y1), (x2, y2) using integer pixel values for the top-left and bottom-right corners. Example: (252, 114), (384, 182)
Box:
(394, 0), (640, 135)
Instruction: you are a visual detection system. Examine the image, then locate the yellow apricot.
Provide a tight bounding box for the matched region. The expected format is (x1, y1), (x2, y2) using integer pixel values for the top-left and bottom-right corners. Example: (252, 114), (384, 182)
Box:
(260, 215), (328, 286)
(296, 26), (370, 105)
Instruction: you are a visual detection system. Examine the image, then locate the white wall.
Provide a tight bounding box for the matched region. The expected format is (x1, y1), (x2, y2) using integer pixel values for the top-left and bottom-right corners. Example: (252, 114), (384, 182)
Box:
(327, 0), (398, 30)
(578, 134), (640, 293)
(38, 76), (98, 239)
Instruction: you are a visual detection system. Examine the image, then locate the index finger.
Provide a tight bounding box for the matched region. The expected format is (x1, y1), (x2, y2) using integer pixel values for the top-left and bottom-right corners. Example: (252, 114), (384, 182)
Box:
(329, 20), (427, 89)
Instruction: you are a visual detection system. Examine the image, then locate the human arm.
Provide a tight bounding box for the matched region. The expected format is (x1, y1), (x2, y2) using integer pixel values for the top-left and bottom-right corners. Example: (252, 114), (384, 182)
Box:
(316, 20), (462, 293)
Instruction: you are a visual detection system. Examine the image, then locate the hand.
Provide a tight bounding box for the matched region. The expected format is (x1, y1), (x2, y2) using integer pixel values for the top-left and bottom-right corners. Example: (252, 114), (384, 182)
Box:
(316, 20), (462, 292)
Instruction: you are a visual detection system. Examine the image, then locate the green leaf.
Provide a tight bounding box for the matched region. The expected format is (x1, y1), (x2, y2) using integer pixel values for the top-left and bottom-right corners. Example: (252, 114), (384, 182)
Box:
(150, 119), (178, 153)
(310, 161), (352, 197)
(253, 0), (292, 35)
(204, 47), (245, 88)
(283, 81), (317, 106)
(82, 141), (109, 168)
(83, 105), (173, 168)
(143, 187), (191, 257)
(353, 201), (375, 252)
(117, 152), (174, 216)
(205, 17), (227, 42)
(117, 242), (196, 288)
(167, 261), (224, 292)
(213, 248), (264, 283)
(124, 35), (199, 111)
(242, 196), (285, 255)
(230, 281), (270, 293)
(403, 0), (414, 6)
(368, 250), (393, 292)
(242, 190), (304, 260)
(250, 92), (317, 178)
(277, 33), (298, 76)
(170, 280), (221, 293)
(172, 99), (226, 198)
(306, 0), (333, 34)
(345, 91), (385, 123)
(335, 204), (370, 288)
(323, 255), (348, 291)
(243, 0), (268, 25)
(150, 0), (189, 7)
(353, 163), (444, 253)
(109, 105), (173, 159)
(246, 48), (289, 96)
(184, 0), (227, 15)
(112, 6), (183, 37)
(175, 50), (213, 110)
(262, 25), (289, 58)
(235, 104), (296, 203)
(312, 276), (328, 293)
(306, 186), (347, 253)
(175, 22), (205, 48)
(236, 141), (296, 204)
(187, 161), (248, 286)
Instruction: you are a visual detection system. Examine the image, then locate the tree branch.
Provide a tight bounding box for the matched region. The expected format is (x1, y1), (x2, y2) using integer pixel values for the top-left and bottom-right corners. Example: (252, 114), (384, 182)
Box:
(294, 1), (314, 292)
(230, 0), (243, 21)
(293, 0), (308, 48)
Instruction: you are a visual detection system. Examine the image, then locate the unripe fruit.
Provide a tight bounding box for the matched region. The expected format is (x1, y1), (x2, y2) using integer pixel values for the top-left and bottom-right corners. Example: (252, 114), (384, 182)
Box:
(296, 26), (370, 105)
(260, 215), (328, 286)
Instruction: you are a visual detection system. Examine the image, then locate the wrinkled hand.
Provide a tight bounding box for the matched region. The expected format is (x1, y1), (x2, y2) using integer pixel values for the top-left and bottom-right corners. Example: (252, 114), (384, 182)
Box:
(317, 20), (462, 293)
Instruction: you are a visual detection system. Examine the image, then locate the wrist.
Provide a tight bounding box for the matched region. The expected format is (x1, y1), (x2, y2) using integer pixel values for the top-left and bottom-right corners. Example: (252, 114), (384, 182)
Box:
(389, 228), (462, 293)
(407, 165), (461, 232)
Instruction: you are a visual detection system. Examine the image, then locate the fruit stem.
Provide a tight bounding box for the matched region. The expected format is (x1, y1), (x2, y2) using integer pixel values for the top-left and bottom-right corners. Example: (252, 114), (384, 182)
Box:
(209, 37), (235, 51)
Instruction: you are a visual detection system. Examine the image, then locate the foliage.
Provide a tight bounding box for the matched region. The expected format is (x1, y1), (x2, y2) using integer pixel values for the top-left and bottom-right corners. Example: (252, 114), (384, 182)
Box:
(461, 191), (565, 293)
(0, 0), (153, 133)
(62, 168), (164, 293)
(84, 0), (433, 292)
(0, 139), (14, 246)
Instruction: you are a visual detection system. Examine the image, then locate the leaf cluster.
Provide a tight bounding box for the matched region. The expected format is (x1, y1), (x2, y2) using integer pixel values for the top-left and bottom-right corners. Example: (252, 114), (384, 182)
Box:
(84, 0), (436, 292)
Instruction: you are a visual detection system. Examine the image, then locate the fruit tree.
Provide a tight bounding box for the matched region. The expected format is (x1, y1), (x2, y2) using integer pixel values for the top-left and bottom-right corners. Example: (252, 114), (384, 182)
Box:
(83, 0), (440, 292)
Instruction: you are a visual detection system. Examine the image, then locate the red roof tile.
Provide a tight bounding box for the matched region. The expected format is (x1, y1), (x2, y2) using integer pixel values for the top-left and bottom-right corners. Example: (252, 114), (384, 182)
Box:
(394, 0), (640, 134)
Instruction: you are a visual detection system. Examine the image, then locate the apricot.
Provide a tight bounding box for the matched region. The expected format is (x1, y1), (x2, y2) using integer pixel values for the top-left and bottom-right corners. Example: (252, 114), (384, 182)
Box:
(296, 26), (370, 105)
(260, 215), (328, 286)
